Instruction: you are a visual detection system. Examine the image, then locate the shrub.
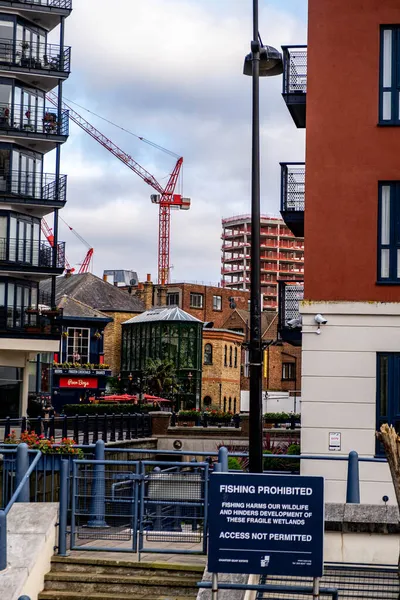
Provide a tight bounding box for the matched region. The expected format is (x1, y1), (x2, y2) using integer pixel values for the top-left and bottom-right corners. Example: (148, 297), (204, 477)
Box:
(228, 457), (243, 471)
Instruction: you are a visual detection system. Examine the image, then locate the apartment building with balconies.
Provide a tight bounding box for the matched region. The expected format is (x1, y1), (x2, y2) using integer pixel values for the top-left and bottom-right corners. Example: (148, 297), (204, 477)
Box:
(279, 0), (400, 504)
(221, 214), (304, 311)
(0, 0), (71, 417)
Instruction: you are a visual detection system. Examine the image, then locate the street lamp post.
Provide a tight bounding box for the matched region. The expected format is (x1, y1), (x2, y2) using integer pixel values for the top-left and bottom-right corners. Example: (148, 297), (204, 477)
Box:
(244, 1), (283, 473)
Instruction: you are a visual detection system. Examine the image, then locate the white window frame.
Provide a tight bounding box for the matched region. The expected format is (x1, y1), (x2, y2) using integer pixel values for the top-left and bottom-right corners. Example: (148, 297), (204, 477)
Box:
(190, 292), (203, 309)
(65, 327), (90, 363)
(212, 295), (222, 311)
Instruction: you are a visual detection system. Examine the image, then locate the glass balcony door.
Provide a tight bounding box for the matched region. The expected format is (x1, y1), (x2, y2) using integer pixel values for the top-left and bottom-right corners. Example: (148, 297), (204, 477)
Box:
(11, 149), (43, 198)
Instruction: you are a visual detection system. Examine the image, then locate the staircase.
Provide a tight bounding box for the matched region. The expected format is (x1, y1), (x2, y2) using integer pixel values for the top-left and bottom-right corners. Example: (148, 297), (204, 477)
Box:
(39, 556), (204, 600)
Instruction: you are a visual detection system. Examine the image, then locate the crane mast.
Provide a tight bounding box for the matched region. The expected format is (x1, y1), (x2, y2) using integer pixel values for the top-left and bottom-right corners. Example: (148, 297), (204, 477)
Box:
(46, 91), (190, 285)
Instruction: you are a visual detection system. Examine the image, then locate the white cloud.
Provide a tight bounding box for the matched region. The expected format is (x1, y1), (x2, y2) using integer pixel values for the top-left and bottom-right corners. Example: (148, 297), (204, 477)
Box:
(55, 0), (307, 282)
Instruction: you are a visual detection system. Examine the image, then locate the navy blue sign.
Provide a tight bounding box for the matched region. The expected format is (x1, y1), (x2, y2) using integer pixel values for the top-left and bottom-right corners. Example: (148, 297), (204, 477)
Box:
(208, 473), (324, 576)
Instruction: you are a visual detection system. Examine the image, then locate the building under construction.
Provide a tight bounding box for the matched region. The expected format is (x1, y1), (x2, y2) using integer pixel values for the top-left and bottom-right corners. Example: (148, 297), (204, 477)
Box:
(221, 215), (304, 310)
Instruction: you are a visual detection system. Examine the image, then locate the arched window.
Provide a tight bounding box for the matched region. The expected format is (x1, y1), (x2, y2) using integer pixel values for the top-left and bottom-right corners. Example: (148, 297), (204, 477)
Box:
(229, 346), (232, 367)
(234, 347), (238, 368)
(233, 397), (237, 413)
(223, 396), (227, 412)
(204, 343), (213, 365)
(228, 397), (232, 411)
(224, 345), (227, 366)
(203, 395), (212, 407)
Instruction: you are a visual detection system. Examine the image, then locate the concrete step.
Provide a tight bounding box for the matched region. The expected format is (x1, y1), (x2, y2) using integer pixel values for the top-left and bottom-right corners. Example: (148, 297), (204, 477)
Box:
(44, 572), (198, 596)
(50, 556), (204, 578)
(39, 592), (195, 600)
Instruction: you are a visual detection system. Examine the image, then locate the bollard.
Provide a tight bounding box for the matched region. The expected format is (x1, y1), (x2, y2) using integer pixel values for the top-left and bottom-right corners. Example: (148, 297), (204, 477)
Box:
(58, 459), (68, 556)
(88, 440), (108, 527)
(16, 443), (29, 503)
(346, 450), (360, 504)
(0, 510), (6, 571)
(18, 596), (31, 600)
(218, 446), (228, 473)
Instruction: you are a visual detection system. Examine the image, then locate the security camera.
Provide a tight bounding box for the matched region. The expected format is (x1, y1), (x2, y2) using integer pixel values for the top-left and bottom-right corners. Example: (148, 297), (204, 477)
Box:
(314, 314), (328, 325)
(287, 317), (302, 329)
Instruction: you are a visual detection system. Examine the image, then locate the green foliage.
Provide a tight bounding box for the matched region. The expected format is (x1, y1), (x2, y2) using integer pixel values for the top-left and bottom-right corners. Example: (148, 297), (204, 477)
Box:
(63, 403), (156, 416)
(264, 412), (301, 422)
(143, 358), (178, 397)
(177, 409), (200, 420)
(106, 376), (125, 394)
(228, 457), (243, 471)
(263, 442), (300, 472)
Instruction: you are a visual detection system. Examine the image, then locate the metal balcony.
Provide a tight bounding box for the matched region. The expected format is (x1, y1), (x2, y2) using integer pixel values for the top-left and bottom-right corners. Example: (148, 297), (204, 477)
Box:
(0, 38), (71, 91)
(282, 46), (307, 128)
(0, 306), (63, 337)
(0, 2), (72, 32)
(0, 171), (67, 207)
(280, 162), (305, 238)
(0, 104), (68, 151)
(0, 238), (65, 273)
(278, 281), (304, 346)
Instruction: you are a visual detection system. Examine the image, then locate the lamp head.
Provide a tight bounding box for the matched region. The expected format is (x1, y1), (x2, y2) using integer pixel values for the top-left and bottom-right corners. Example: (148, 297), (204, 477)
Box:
(243, 45), (284, 77)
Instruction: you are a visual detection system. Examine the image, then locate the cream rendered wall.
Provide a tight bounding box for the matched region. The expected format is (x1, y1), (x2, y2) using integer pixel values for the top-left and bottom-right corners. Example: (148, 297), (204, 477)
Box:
(300, 302), (400, 505)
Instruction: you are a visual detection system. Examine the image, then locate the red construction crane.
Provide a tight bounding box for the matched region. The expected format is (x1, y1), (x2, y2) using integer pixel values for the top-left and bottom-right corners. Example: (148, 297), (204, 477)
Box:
(46, 91), (190, 285)
(41, 217), (93, 274)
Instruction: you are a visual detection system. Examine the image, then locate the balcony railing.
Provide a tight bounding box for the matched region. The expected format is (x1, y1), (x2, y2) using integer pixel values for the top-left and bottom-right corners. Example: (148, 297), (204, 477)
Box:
(11, 0), (72, 8)
(280, 162), (305, 238)
(282, 45), (307, 128)
(278, 281), (304, 346)
(0, 171), (67, 204)
(0, 104), (68, 136)
(0, 38), (71, 74)
(0, 306), (63, 335)
(0, 238), (65, 269)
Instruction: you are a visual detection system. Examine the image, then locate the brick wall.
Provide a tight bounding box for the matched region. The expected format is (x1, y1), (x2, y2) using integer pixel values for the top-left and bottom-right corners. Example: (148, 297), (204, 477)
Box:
(103, 311), (140, 375)
(201, 329), (244, 412)
(152, 283), (250, 327)
(240, 342), (302, 393)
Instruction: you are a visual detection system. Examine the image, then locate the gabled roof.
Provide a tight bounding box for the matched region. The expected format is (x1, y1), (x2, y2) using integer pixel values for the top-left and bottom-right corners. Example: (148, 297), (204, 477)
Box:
(40, 273), (145, 313)
(123, 306), (202, 325)
(222, 309), (278, 338)
(57, 295), (112, 322)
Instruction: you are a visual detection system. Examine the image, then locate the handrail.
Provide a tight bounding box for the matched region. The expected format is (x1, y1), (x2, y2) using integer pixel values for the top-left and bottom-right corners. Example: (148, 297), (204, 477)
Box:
(4, 449), (41, 515)
(0, 446), (41, 570)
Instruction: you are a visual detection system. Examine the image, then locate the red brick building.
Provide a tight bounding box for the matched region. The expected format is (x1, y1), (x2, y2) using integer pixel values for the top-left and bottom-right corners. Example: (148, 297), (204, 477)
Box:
(279, 0), (400, 503)
(135, 276), (250, 328)
(221, 309), (301, 396)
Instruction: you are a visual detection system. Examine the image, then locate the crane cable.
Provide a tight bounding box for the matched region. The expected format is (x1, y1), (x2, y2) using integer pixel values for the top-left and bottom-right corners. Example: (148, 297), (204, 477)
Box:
(63, 95), (180, 159)
(59, 215), (92, 250)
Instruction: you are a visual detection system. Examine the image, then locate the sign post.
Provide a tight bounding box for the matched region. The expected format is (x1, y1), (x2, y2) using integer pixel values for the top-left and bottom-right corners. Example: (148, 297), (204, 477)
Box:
(208, 473), (324, 594)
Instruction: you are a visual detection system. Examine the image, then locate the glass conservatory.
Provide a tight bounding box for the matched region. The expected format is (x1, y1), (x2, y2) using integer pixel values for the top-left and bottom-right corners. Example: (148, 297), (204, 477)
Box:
(121, 306), (202, 409)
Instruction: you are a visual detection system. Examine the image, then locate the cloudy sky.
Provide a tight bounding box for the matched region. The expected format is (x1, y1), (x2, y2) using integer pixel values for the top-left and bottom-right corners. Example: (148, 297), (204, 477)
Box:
(47, 0), (307, 284)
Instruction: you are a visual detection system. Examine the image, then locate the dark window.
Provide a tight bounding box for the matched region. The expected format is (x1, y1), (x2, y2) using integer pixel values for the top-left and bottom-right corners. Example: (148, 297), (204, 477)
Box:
(224, 345), (227, 367)
(228, 397), (232, 411)
(378, 182), (400, 282)
(282, 362), (296, 381)
(229, 346), (232, 367)
(234, 347), (238, 368)
(223, 396), (227, 412)
(204, 343), (213, 365)
(190, 292), (203, 309)
(380, 27), (400, 125)
(166, 292), (179, 306)
(377, 353), (400, 453)
(233, 398), (237, 413)
(203, 395), (212, 406)
(213, 295), (222, 311)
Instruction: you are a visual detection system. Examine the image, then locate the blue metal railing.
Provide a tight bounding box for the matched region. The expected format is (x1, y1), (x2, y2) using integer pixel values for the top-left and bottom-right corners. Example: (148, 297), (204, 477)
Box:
(0, 444), (41, 570)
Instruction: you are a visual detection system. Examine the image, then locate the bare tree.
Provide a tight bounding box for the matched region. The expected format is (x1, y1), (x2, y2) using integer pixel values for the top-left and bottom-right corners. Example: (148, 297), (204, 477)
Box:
(376, 424), (400, 597)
